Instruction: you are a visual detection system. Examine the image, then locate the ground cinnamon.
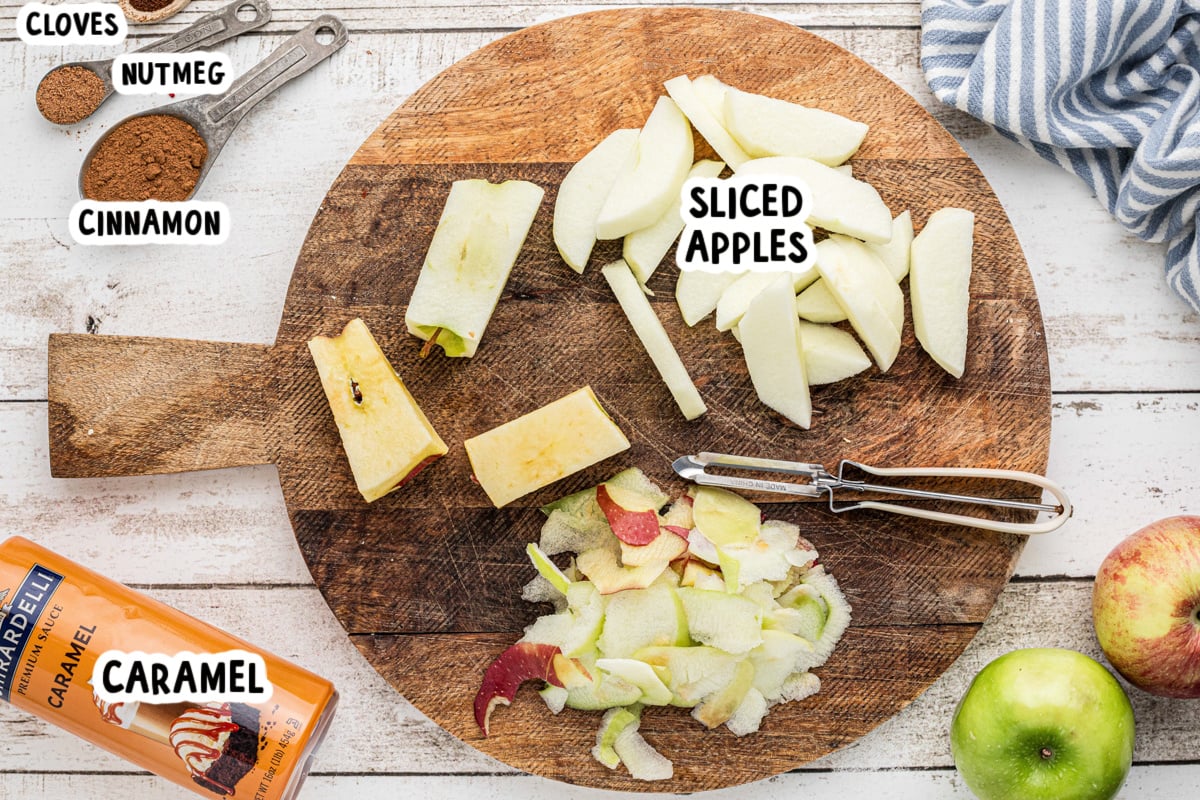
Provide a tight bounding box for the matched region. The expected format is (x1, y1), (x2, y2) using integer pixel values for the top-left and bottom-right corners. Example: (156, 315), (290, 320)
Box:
(37, 66), (106, 125)
(82, 114), (208, 201)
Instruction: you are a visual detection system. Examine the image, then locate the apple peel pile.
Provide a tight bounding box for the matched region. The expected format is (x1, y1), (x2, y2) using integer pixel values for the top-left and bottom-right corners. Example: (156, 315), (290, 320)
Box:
(554, 73), (978, 428)
(474, 467), (851, 781)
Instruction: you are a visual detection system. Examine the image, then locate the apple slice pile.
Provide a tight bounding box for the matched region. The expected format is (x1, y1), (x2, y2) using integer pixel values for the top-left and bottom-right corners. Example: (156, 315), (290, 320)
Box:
(553, 74), (977, 427)
(474, 468), (851, 781)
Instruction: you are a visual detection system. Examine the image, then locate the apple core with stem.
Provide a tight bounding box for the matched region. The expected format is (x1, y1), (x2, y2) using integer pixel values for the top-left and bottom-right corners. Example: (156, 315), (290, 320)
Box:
(950, 648), (1134, 800)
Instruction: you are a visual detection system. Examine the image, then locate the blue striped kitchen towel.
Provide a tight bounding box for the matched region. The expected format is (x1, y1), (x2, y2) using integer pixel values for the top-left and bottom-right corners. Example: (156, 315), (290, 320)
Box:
(920, 0), (1200, 313)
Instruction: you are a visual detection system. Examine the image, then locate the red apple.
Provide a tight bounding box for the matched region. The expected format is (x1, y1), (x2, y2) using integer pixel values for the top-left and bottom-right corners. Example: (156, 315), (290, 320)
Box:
(474, 642), (564, 736)
(596, 483), (660, 545)
(1092, 515), (1200, 698)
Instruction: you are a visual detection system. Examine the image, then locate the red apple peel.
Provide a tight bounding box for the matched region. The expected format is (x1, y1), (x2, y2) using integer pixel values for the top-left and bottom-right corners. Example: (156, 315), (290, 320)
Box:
(474, 642), (565, 736)
(597, 484), (660, 545)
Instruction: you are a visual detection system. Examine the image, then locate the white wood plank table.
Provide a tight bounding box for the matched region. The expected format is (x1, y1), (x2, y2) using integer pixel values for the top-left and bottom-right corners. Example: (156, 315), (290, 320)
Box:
(1, 2), (1199, 797)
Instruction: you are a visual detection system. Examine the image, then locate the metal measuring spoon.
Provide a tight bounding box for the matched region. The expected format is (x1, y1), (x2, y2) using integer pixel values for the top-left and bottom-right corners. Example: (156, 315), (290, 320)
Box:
(78, 15), (349, 201)
(36, 0), (272, 125)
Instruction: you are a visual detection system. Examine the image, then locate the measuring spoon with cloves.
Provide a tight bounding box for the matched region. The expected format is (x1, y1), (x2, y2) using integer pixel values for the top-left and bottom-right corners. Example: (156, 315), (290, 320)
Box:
(36, 0), (272, 125)
(77, 15), (349, 201)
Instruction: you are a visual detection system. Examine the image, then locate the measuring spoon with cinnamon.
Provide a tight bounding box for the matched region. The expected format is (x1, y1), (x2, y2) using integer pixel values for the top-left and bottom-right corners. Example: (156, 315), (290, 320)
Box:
(36, 0), (272, 125)
(79, 15), (348, 202)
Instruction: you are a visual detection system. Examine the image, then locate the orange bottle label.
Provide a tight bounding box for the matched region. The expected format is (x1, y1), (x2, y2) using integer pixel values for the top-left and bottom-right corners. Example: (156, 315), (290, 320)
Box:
(0, 536), (337, 799)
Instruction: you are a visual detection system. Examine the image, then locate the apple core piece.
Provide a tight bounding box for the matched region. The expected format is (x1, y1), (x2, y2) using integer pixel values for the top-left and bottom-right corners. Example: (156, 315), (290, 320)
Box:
(464, 386), (631, 507)
(405, 178), (545, 357)
(308, 318), (448, 502)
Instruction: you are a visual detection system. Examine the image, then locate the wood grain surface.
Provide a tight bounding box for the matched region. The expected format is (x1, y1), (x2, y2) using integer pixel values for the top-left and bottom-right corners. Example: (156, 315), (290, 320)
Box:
(45, 8), (1050, 792)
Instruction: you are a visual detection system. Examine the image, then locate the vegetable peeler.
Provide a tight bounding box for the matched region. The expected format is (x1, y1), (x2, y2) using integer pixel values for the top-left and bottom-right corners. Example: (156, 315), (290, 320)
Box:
(672, 452), (1071, 535)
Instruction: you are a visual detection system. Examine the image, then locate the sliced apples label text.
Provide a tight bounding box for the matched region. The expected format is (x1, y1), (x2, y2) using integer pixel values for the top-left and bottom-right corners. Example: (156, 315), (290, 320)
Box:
(677, 174), (814, 272)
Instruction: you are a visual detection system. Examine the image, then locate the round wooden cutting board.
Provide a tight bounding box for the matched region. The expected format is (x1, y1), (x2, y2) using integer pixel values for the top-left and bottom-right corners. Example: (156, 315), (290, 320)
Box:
(47, 8), (1051, 792)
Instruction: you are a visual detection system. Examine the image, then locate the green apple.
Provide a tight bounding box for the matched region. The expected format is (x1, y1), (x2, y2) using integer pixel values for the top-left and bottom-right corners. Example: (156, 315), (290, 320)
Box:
(950, 648), (1134, 800)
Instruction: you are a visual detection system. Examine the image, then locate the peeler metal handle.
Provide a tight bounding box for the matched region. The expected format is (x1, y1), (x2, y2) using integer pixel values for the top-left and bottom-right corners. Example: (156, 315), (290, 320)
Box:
(827, 461), (1072, 535)
(673, 453), (1072, 535)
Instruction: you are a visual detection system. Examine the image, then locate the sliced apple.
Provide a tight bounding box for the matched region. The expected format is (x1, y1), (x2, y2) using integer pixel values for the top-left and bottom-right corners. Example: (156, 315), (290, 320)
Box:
(566, 672), (644, 711)
(800, 568), (852, 665)
(692, 658), (755, 729)
(814, 238), (900, 371)
(576, 547), (670, 595)
(592, 706), (640, 768)
(554, 128), (640, 273)
(751, 630), (819, 701)
(612, 721), (674, 781)
(539, 684), (569, 714)
(867, 210), (914, 280)
(406, 179), (545, 357)
(561, 581), (607, 657)
(621, 530), (689, 567)
(680, 559), (724, 590)
(552, 653), (594, 690)
(625, 158), (726, 285)
(602, 260), (707, 420)
(778, 671), (821, 703)
(596, 483), (660, 545)
(797, 321), (871, 385)
(598, 581), (689, 657)
(664, 75), (750, 169)
(596, 658), (674, 706)
(737, 272), (812, 428)
(691, 486), (760, 546)
(686, 527), (721, 566)
(678, 587), (763, 654)
(739, 156), (892, 243)
(474, 641), (564, 736)
(690, 75), (732, 123)
(596, 97), (694, 240)
(726, 687), (769, 736)
(659, 497), (694, 537)
(830, 234), (904, 333)
(308, 318), (449, 503)
(714, 268), (818, 332)
(794, 280), (848, 323)
(676, 269), (743, 326)
(525, 542), (571, 595)
(465, 386), (630, 508)
(723, 86), (868, 166)
(634, 645), (739, 706)
(719, 520), (805, 588)
(910, 207), (974, 378)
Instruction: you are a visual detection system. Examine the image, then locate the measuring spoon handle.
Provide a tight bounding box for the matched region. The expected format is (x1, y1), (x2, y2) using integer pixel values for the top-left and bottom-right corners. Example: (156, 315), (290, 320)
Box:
(198, 15), (348, 141)
(133, 0), (272, 55)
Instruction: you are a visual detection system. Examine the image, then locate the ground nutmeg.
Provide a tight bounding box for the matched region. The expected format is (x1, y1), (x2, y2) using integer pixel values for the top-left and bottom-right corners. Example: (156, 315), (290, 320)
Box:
(37, 66), (106, 125)
(82, 114), (208, 201)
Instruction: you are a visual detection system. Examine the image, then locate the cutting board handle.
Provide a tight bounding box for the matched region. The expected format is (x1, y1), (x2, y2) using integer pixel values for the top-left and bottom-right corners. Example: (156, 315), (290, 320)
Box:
(48, 334), (278, 477)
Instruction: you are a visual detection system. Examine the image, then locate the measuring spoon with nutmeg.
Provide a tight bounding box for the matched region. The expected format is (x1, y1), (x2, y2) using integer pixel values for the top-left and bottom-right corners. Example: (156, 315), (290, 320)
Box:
(36, 0), (272, 126)
(78, 15), (348, 202)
